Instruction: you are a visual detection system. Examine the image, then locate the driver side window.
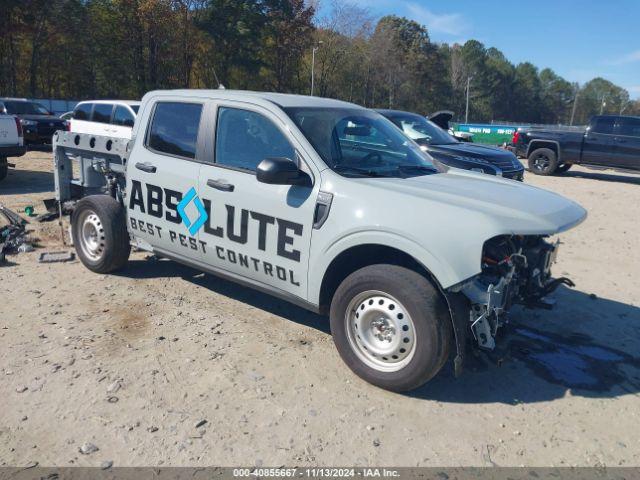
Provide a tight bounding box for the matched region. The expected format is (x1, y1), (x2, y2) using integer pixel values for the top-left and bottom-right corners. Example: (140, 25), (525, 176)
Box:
(215, 107), (295, 172)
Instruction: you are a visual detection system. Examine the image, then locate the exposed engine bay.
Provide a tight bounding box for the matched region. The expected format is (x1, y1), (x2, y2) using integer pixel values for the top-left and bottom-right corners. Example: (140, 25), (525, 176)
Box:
(457, 235), (574, 350)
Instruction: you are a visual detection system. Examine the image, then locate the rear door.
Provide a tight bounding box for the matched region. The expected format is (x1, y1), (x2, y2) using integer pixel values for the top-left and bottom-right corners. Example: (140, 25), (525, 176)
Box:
(126, 100), (205, 260)
(196, 101), (319, 299)
(581, 116), (616, 166)
(613, 117), (640, 171)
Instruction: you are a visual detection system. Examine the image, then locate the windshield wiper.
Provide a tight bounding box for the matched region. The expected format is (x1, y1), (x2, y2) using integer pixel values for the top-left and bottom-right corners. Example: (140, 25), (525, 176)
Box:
(396, 165), (438, 175)
(332, 165), (394, 178)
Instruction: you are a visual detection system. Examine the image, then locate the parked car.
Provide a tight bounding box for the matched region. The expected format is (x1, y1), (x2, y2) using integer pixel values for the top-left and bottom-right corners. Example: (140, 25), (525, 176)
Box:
(378, 109), (525, 180)
(53, 90), (586, 392)
(428, 110), (474, 142)
(513, 115), (640, 175)
(0, 98), (67, 145)
(0, 114), (26, 181)
(69, 100), (140, 139)
(59, 111), (74, 121)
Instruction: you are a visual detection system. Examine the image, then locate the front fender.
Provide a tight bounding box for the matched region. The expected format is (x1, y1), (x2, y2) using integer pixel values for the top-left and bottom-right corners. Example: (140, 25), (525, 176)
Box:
(307, 228), (471, 305)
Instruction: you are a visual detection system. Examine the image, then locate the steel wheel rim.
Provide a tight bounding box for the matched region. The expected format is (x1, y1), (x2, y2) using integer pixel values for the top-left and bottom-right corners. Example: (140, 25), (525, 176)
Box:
(78, 210), (105, 261)
(345, 290), (416, 372)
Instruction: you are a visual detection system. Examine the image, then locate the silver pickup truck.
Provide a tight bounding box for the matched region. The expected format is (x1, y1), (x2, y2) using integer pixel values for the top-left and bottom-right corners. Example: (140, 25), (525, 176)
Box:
(53, 90), (587, 392)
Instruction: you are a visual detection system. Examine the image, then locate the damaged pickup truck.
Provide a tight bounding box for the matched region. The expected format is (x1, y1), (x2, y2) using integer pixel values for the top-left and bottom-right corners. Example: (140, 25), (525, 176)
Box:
(53, 90), (587, 392)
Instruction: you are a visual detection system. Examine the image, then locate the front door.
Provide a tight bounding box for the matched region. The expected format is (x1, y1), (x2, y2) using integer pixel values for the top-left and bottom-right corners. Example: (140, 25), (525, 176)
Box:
(126, 100), (206, 260)
(582, 116), (616, 166)
(613, 116), (640, 171)
(197, 102), (318, 299)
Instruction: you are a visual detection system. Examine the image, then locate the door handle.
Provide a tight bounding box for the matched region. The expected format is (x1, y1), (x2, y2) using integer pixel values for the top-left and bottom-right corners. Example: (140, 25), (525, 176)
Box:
(135, 162), (157, 173)
(616, 138), (627, 143)
(207, 179), (235, 192)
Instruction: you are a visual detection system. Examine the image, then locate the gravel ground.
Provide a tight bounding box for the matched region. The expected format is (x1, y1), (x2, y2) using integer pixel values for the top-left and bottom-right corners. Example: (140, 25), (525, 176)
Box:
(1, 151), (639, 467)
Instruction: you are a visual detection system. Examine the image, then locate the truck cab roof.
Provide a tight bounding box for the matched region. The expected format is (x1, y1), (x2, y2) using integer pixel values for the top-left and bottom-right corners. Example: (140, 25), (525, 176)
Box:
(142, 89), (362, 110)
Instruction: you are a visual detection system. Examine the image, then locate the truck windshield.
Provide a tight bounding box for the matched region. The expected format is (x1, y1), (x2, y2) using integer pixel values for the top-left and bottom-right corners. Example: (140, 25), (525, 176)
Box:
(385, 112), (458, 146)
(4, 101), (50, 115)
(284, 107), (442, 178)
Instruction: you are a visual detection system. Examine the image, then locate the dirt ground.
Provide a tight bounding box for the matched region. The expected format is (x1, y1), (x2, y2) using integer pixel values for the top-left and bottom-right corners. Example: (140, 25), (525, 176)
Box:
(1, 151), (639, 468)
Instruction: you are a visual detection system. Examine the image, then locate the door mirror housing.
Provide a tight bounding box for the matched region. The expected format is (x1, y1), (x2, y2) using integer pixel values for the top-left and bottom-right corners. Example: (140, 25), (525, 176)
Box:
(256, 157), (311, 186)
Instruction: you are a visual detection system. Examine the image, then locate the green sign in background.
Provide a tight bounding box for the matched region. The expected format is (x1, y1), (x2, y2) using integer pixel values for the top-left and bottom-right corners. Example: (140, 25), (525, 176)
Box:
(452, 123), (519, 145)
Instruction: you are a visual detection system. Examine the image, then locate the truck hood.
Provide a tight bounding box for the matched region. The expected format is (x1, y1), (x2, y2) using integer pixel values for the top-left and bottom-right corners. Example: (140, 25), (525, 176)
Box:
(17, 114), (65, 123)
(359, 170), (586, 235)
(429, 142), (518, 163)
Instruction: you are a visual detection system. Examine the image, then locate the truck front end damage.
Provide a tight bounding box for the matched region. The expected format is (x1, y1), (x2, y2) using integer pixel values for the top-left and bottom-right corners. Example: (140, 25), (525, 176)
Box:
(451, 235), (574, 352)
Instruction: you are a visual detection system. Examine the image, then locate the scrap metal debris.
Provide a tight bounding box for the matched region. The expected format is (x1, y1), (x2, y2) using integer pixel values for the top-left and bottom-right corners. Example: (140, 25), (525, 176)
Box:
(0, 204), (31, 263)
(38, 251), (75, 263)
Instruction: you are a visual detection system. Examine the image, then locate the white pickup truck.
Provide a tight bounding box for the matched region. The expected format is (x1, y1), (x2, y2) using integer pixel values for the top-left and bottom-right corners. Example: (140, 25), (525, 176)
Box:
(0, 114), (26, 181)
(53, 90), (587, 392)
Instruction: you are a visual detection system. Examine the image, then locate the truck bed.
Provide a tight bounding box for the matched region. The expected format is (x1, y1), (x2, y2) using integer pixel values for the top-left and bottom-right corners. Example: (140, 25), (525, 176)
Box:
(53, 131), (128, 202)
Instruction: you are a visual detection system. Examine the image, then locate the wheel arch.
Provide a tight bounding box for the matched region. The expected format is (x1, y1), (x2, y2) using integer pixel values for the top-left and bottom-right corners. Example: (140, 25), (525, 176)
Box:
(317, 243), (444, 315)
(527, 140), (561, 162)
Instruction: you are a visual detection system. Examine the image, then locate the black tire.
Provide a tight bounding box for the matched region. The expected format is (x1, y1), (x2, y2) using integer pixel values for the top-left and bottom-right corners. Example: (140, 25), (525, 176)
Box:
(555, 163), (572, 174)
(528, 147), (558, 175)
(330, 264), (451, 392)
(0, 158), (7, 182)
(71, 195), (130, 273)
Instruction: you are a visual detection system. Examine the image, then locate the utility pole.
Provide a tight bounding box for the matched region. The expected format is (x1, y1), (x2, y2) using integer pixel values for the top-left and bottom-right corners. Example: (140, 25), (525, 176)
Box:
(569, 84), (580, 126)
(310, 41), (323, 96)
(465, 76), (473, 123)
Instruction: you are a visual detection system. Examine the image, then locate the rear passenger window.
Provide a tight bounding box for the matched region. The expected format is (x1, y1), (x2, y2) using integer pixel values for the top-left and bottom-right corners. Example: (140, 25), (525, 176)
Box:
(618, 117), (640, 137)
(591, 117), (615, 135)
(147, 102), (203, 159)
(215, 107), (294, 171)
(74, 103), (92, 120)
(92, 104), (113, 124)
(113, 106), (135, 127)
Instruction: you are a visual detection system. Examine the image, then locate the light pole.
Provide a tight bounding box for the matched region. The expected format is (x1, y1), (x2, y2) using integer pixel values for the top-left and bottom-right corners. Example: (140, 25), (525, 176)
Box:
(310, 41), (323, 96)
(599, 94), (607, 115)
(465, 76), (473, 123)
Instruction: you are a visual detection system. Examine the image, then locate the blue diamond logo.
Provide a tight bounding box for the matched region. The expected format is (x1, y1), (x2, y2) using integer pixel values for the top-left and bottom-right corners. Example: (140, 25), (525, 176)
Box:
(176, 187), (208, 236)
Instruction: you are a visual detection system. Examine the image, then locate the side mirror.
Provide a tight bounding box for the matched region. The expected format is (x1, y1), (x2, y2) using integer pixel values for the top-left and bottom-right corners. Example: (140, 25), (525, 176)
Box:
(256, 157), (311, 186)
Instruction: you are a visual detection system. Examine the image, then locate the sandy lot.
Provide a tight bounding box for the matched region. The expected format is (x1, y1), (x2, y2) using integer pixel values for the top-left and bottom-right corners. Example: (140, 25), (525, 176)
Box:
(1, 151), (639, 467)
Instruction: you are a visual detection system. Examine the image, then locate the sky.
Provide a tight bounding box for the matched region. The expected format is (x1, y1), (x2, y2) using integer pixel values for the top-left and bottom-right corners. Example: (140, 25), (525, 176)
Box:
(320, 0), (640, 99)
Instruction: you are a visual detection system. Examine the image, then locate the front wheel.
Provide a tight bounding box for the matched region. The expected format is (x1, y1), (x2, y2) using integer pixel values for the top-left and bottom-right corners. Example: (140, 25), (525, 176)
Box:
(71, 195), (131, 273)
(330, 265), (451, 392)
(528, 147), (558, 175)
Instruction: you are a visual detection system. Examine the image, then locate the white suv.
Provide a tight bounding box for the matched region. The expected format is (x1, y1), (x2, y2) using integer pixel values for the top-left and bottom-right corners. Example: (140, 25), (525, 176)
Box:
(69, 100), (140, 139)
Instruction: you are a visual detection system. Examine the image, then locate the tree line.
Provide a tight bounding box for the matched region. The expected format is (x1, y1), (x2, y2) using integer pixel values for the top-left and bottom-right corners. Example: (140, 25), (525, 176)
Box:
(1, 0), (638, 124)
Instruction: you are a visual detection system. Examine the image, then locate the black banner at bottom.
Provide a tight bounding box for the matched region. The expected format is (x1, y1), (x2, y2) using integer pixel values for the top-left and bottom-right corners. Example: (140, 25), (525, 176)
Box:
(1, 467), (640, 480)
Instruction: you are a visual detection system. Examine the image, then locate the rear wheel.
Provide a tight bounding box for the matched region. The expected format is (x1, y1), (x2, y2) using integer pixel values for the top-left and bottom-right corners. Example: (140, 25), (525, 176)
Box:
(0, 158), (7, 182)
(528, 147), (558, 175)
(71, 195), (130, 273)
(330, 264), (451, 392)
